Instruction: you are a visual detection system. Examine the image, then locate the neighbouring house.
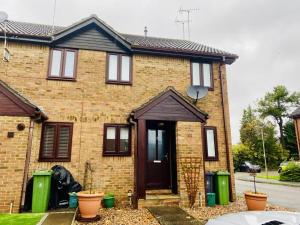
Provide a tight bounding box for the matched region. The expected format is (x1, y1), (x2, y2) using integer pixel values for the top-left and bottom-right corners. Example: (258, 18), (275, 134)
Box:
(0, 15), (238, 212)
(291, 107), (300, 156)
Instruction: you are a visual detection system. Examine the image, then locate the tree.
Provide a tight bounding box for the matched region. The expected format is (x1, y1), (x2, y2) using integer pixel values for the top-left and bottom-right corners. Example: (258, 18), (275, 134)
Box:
(233, 143), (252, 170)
(283, 120), (299, 159)
(238, 106), (287, 169)
(257, 85), (300, 144)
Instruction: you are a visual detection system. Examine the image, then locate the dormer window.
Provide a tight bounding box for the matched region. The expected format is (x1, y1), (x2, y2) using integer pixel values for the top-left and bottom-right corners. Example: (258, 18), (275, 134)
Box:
(191, 62), (213, 90)
(106, 53), (132, 84)
(48, 48), (78, 80)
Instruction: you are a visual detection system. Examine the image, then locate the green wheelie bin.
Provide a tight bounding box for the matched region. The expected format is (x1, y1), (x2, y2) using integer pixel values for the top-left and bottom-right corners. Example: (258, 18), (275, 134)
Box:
(215, 171), (230, 205)
(32, 170), (53, 213)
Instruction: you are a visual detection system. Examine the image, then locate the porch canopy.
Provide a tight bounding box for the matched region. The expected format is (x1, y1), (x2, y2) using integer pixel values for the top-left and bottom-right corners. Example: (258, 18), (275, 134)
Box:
(131, 87), (208, 122)
(130, 87), (208, 199)
(0, 80), (47, 121)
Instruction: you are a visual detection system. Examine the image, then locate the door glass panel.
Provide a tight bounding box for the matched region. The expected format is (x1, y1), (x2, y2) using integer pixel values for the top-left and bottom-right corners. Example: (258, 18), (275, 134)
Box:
(157, 130), (166, 160)
(147, 129), (156, 161)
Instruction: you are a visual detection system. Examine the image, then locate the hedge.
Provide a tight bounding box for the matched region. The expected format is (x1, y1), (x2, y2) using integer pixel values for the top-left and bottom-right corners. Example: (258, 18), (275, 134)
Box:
(279, 162), (300, 182)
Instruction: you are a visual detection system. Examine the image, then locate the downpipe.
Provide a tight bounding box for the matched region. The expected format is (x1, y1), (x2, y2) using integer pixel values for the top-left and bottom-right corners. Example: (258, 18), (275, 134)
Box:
(20, 119), (35, 211)
(128, 116), (138, 209)
(219, 57), (233, 201)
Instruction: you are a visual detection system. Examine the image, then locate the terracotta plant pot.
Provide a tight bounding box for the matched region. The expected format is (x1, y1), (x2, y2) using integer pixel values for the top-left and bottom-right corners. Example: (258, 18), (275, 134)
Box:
(77, 191), (104, 218)
(244, 192), (267, 211)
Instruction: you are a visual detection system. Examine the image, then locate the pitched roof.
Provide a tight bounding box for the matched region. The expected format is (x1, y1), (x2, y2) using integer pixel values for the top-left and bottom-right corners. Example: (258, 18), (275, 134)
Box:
(0, 20), (64, 38)
(0, 15), (238, 62)
(291, 107), (300, 118)
(131, 87), (208, 122)
(122, 33), (236, 58)
(0, 80), (48, 120)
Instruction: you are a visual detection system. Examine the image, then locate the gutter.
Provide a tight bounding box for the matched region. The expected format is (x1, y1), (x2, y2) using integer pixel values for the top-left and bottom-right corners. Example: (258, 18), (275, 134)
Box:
(218, 59), (234, 201)
(0, 36), (51, 44)
(33, 109), (48, 122)
(131, 48), (237, 65)
(20, 119), (34, 211)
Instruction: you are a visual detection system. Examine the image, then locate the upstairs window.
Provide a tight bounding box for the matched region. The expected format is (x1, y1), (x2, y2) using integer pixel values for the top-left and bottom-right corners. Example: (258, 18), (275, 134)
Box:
(48, 48), (78, 80)
(191, 62), (213, 89)
(204, 126), (218, 161)
(106, 53), (132, 84)
(103, 124), (131, 156)
(39, 122), (73, 162)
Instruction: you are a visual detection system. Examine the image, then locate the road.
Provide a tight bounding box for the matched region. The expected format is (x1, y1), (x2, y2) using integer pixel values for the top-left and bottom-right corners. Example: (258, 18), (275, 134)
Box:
(235, 179), (300, 211)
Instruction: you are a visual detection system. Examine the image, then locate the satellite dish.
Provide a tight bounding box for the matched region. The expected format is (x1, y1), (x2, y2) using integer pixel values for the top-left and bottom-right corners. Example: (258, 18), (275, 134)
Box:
(187, 85), (208, 103)
(0, 11), (8, 23)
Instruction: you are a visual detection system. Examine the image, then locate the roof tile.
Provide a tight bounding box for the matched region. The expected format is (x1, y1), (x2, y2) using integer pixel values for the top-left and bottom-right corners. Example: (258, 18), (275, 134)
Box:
(0, 19), (238, 59)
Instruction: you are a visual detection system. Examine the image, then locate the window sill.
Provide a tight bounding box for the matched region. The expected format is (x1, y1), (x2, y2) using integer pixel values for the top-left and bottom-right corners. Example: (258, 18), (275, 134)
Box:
(103, 152), (131, 157)
(38, 158), (71, 162)
(192, 85), (214, 91)
(47, 77), (77, 82)
(204, 157), (219, 161)
(106, 80), (132, 86)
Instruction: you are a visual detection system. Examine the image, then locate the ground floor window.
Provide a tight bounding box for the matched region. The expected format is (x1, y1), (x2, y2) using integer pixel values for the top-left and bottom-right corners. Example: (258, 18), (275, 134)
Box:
(39, 122), (73, 162)
(204, 126), (218, 161)
(103, 124), (131, 156)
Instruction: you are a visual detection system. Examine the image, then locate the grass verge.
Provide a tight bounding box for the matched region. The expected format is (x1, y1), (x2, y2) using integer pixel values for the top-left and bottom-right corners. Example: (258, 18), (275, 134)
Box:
(0, 213), (44, 225)
(257, 174), (280, 180)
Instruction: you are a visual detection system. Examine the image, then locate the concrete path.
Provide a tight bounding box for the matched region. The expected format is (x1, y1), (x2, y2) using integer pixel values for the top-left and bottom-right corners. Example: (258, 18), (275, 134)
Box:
(148, 206), (203, 225)
(235, 179), (300, 211)
(42, 211), (75, 225)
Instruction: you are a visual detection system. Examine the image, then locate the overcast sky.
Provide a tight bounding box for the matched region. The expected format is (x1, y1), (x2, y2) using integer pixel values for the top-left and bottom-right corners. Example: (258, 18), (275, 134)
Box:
(2, 0), (300, 143)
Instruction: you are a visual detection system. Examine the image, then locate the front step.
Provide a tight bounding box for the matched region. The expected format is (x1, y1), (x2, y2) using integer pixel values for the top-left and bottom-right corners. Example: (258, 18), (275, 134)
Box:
(146, 189), (172, 195)
(139, 190), (180, 208)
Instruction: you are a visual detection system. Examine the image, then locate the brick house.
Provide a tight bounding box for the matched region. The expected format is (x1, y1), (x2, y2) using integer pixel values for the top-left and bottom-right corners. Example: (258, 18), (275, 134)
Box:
(291, 107), (300, 156)
(0, 15), (238, 212)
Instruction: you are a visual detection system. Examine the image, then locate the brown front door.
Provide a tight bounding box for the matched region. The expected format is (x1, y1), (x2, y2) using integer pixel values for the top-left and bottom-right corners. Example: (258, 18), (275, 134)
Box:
(146, 121), (171, 189)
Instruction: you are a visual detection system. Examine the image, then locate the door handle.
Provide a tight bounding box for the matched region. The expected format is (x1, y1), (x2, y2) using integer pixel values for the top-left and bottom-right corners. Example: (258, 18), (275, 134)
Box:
(164, 154), (168, 161)
(153, 160), (161, 163)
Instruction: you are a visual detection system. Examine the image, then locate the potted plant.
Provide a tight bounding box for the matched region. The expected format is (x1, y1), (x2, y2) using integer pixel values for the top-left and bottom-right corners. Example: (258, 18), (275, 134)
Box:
(244, 169), (267, 210)
(103, 192), (115, 208)
(77, 162), (104, 219)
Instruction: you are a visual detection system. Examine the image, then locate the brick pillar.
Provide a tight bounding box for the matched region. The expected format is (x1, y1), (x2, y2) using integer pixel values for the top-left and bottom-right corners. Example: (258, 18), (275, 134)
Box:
(176, 122), (205, 207)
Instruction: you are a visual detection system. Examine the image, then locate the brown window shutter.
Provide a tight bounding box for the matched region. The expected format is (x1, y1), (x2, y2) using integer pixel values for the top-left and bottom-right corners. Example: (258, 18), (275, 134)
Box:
(56, 125), (71, 159)
(39, 122), (73, 162)
(41, 125), (56, 158)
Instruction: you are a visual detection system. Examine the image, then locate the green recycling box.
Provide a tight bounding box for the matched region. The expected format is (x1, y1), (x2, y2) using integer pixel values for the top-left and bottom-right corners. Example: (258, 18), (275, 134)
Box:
(215, 171), (230, 205)
(32, 170), (53, 213)
(206, 193), (216, 207)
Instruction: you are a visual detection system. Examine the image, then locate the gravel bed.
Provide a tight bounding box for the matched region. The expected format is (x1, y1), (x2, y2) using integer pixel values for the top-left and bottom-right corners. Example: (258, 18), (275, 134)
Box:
(75, 207), (159, 225)
(185, 197), (290, 224)
(75, 197), (289, 225)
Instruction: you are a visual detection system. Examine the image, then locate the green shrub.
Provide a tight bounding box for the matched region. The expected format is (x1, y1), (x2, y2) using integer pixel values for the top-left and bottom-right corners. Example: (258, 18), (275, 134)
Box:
(279, 162), (300, 182)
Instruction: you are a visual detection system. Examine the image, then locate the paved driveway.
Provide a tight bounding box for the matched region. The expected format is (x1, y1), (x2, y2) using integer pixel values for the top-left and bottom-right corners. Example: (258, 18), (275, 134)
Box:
(235, 179), (300, 211)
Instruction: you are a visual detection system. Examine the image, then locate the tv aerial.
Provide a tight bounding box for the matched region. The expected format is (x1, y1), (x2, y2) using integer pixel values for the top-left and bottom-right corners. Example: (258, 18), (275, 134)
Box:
(187, 85), (208, 104)
(0, 11), (10, 62)
(177, 7), (199, 40)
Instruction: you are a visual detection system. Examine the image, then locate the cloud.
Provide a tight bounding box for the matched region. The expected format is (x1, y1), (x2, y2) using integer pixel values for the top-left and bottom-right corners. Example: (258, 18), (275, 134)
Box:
(2, 0), (299, 143)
